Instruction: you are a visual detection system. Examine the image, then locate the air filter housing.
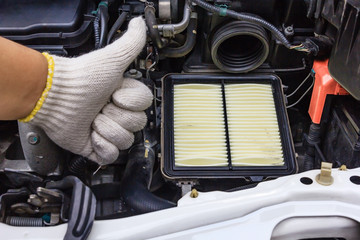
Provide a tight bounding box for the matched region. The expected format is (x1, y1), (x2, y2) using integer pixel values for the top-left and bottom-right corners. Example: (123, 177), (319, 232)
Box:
(162, 74), (296, 181)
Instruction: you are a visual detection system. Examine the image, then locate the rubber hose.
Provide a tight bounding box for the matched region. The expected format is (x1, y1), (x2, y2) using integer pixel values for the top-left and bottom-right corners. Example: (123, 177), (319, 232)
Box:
(68, 156), (87, 181)
(190, 0), (292, 49)
(161, 16), (197, 58)
(107, 12), (128, 45)
(303, 123), (321, 171)
(210, 20), (269, 73)
(121, 144), (176, 213)
(94, 13), (100, 49)
(145, 6), (167, 49)
(99, 4), (109, 48)
(149, 167), (165, 192)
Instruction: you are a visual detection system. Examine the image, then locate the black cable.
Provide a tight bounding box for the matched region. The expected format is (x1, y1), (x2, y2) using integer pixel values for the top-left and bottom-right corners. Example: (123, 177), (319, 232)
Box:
(107, 12), (128, 45)
(98, 3), (109, 48)
(145, 6), (167, 49)
(93, 12), (100, 49)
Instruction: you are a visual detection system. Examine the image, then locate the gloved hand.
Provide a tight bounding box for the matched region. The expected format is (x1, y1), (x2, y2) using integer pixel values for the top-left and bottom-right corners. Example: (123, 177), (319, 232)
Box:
(19, 17), (153, 165)
(91, 78), (153, 165)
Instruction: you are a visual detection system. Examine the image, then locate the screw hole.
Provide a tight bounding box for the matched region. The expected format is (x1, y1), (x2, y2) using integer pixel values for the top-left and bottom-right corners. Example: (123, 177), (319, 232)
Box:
(300, 177), (313, 185)
(350, 176), (360, 185)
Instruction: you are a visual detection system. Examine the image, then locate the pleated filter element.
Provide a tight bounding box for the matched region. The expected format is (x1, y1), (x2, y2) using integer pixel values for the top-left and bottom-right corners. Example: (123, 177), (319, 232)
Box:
(225, 84), (284, 166)
(162, 74), (296, 180)
(173, 84), (228, 167)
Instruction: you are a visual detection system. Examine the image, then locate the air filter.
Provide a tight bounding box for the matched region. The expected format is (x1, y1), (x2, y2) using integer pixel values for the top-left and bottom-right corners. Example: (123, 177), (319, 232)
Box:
(162, 74), (296, 180)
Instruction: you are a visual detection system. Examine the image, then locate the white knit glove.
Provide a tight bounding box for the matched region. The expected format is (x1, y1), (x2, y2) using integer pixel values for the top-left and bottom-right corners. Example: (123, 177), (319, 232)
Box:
(91, 78), (153, 164)
(20, 17), (153, 165)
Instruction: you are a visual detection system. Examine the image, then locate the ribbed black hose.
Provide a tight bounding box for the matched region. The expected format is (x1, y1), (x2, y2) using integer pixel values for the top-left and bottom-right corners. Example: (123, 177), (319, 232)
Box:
(98, 4), (109, 48)
(190, 0), (292, 49)
(210, 20), (269, 73)
(121, 144), (176, 213)
(161, 16), (197, 58)
(303, 123), (321, 171)
(94, 13), (100, 49)
(68, 155), (87, 179)
(145, 6), (167, 49)
(107, 12), (128, 45)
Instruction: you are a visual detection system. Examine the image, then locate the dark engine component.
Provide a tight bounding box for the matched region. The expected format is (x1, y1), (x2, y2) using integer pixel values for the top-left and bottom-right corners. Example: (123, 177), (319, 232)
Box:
(0, 176), (95, 239)
(121, 143), (176, 214)
(18, 122), (65, 176)
(210, 21), (269, 73)
(327, 0), (360, 100)
(184, 0), (314, 73)
(322, 97), (360, 168)
(0, 0), (94, 54)
(1, 0), (360, 231)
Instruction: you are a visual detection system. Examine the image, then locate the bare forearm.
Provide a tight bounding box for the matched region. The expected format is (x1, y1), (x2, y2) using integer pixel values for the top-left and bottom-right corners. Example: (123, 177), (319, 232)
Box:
(0, 36), (47, 120)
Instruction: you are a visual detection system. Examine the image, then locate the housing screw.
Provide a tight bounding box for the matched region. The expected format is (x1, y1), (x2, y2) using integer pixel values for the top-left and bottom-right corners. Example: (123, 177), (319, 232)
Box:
(190, 189), (199, 198)
(339, 165), (347, 171)
(316, 162), (334, 186)
(27, 132), (40, 145)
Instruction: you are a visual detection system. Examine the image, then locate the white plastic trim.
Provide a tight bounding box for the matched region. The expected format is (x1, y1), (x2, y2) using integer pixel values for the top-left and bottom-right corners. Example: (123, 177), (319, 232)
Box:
(1, 168), (360, 240)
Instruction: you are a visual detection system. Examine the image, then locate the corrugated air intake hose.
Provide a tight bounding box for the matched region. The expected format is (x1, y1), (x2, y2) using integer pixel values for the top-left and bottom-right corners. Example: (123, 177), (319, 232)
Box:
(210, 21), (269, 73)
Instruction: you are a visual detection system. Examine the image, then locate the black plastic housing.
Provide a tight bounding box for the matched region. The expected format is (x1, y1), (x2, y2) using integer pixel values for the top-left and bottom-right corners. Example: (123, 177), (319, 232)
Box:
(326, 0), (360, 100)
(161, 74), (296, 181)
(322, 97), (360, 168)
(0, 0), (94, 49)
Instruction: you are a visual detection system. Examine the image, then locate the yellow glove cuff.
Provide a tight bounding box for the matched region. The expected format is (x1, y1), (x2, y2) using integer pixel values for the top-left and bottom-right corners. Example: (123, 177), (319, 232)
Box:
(19, 52), (54, 123)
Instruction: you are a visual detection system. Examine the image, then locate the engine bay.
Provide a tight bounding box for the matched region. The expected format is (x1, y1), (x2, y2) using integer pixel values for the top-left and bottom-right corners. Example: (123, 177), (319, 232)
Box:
(0, 0), (359, 238)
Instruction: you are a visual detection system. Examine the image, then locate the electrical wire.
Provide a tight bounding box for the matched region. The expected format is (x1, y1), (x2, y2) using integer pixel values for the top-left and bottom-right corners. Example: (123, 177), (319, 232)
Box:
(145, 53), (156, 81)
(286, 69), (315, 98)
(145, 50), (162, 102)
(286, 78), (315, 109)
(145, 47), (159, 82)
(289, 43), (311, 53)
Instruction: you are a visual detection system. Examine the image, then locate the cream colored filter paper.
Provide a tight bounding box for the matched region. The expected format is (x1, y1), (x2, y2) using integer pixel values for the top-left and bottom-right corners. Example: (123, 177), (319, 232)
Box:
(174, 84), (228, 166)
(225, 84), (284, 166)
(173, 83), (284, 167)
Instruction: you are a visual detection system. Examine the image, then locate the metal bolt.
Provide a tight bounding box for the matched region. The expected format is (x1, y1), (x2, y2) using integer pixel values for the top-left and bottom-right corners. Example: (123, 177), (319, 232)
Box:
(27, 132), (40, 145)
(284, 26), (294, 37)
(339, 165), (347, 171)
(129, 69), (137, 75)
(125, 69), (142, 80)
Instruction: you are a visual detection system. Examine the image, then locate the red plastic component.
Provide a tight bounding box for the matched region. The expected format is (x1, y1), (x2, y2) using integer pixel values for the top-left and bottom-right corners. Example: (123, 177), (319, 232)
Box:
(308, 60), (349, 124)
